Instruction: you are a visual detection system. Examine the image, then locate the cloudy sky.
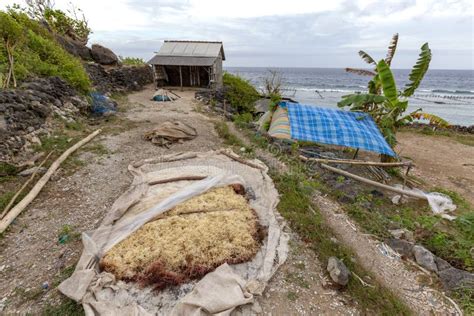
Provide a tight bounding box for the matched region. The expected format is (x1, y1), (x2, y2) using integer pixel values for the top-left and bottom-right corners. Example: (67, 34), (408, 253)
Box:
(2, 0), (473, 69)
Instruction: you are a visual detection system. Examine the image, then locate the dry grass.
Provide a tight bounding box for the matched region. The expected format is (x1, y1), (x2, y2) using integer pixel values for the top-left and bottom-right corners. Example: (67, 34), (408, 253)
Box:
(100, 186), (262, 288)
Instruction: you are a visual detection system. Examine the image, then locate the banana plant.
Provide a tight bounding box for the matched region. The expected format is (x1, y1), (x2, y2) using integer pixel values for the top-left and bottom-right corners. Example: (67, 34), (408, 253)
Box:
(338, 38), (448, 153)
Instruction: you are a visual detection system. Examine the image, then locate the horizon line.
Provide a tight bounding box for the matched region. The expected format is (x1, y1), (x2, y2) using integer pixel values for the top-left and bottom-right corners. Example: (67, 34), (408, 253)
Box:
(223, 66), (474, 71)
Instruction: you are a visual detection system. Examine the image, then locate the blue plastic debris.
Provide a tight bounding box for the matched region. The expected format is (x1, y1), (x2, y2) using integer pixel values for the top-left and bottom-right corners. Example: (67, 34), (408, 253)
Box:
(152, 95), (171, 102)
(90, 92), (117, 115)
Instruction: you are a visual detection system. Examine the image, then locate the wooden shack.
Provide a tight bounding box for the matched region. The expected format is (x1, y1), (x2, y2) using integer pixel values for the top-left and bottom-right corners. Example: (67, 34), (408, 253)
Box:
(148, 40), (225, 89)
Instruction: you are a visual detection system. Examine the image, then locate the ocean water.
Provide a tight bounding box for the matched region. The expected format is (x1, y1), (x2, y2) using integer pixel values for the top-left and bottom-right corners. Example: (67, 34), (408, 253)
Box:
(225, 67), (474, 126)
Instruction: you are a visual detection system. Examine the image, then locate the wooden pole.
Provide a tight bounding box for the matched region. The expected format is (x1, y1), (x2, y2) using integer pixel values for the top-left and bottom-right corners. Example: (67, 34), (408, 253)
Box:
(0, 129), (102, 234)
(320, 163), (426, 200)
(189, 66), (192, 86)
(197, 67), (200, 86)
(299, 155), (412, 167)
(179, 66), (183, 91)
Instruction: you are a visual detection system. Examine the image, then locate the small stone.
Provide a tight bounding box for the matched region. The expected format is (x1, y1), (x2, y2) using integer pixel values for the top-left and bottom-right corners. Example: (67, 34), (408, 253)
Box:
(18, 166), (47, 176)
(412, 245), (437, 272)
(388, 228), (414, 242)
(327, 257), (350, 286)
(240, 147), (246, 152)
(386, 238), (414, 258)
(42, 282), (49, 290)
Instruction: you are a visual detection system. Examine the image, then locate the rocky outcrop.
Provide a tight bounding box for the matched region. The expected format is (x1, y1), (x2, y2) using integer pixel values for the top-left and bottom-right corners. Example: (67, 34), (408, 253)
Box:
(91, 44), (119, 65)
(0, 77), (89, 163)
(55, 35), (92, 61)
(85, 63), (153, 93)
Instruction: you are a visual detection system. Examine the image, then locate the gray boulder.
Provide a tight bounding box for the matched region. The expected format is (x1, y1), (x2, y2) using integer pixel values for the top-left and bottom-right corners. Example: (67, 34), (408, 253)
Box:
(91, 44), (119, 65)
(413, 245), (437, 272)
(327, 257), (350, 286)
(56, 35), (92, 60)
(438, 267), (474, 290)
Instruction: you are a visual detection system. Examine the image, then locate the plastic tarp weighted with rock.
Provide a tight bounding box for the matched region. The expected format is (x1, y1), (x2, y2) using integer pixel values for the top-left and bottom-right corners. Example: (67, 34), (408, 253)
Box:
(59, 150), (289, 315)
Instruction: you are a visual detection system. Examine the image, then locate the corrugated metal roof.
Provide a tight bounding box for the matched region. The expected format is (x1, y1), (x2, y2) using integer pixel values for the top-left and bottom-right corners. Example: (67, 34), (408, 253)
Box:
(154, 40), (225, 60)
(148, 55), (216, 66)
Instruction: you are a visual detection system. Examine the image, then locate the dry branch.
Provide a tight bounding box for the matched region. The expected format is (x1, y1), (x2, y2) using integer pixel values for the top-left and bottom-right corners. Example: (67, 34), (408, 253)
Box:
(0, 129), (101, 233)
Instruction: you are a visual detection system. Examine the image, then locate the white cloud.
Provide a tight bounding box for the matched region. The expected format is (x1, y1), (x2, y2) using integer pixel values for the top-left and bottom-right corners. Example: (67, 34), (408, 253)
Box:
(1, 0), (472, 68)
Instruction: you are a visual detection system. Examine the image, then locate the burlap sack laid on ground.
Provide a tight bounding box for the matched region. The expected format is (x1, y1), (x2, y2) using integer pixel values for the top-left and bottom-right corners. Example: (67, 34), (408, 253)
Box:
(59, 150), (289, 315)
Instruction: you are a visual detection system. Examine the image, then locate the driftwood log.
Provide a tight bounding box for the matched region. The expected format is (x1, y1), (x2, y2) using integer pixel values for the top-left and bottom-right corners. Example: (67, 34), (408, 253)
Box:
(0, 129), (101, 234)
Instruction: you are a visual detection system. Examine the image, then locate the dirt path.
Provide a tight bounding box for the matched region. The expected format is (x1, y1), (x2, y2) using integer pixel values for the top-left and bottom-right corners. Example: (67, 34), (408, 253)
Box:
(396, 131), (474, 205)
(0, 87), (358, 314)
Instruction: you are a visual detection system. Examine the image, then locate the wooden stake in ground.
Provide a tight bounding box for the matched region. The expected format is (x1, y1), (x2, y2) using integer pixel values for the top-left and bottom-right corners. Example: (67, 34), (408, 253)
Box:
(0, 129), (102, 234)
(0, 151), (53, 219)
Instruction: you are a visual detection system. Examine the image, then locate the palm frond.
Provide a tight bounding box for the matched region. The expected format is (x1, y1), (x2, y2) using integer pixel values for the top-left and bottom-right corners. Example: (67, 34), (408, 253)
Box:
(411, 112), (449, 127)
(402, 43), (432, 97)
(345, 68), (376, 76)
(358, 50), (376, 65)
(385, 33), (399, 66)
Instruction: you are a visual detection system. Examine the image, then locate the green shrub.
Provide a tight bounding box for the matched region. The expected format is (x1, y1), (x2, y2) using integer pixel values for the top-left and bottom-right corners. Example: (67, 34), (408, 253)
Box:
(223, 72), (259, 114)
(233, 112), (254, 127)
(120, 56), (145, 66)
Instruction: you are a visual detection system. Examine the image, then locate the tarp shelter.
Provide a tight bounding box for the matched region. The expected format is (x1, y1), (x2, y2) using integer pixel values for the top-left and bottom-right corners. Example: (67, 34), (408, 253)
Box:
(270, 102), (396, 156)
(148, 40), (225, 89)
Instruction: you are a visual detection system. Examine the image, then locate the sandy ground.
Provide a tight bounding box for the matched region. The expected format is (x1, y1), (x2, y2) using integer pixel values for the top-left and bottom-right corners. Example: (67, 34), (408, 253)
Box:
(396, 131), (474, 205)
(0, 87), (360, 314)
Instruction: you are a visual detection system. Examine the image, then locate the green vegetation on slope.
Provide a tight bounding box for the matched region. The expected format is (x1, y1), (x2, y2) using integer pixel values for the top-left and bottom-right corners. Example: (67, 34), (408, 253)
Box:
(0, 7), (91, 92)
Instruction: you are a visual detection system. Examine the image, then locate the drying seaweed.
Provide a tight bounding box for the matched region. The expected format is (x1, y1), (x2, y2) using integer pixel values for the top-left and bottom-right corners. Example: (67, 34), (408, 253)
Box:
(100, 186), (263, 289)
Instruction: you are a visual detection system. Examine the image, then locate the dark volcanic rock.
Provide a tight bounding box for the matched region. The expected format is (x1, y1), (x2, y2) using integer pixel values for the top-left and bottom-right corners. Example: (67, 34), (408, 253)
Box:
(91, 44), (119, 65)
(0, 77), (89, 162)
(85, 63), (153, 93)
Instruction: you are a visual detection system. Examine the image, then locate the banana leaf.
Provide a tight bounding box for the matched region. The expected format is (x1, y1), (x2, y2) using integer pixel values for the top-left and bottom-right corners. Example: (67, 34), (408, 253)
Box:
(402, 43), (431, 97)
(337, 93), (386, 108)
(376, 60), (398, 105)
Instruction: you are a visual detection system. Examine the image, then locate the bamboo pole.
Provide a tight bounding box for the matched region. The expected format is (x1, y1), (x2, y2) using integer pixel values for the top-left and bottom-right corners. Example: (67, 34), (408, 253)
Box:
(320, 163), (427, 200)
(299, 155), (412, 167)
(0, 152), (53, 219)
(0, 129), (101, 233)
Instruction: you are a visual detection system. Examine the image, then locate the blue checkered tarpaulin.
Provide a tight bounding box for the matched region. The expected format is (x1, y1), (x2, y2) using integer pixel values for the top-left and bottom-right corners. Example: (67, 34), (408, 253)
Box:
(284, 102), (396, 156)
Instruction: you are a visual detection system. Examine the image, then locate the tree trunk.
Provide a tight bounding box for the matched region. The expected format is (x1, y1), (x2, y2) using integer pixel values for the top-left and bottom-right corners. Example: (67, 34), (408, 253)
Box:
(4, 41), (13, 88)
